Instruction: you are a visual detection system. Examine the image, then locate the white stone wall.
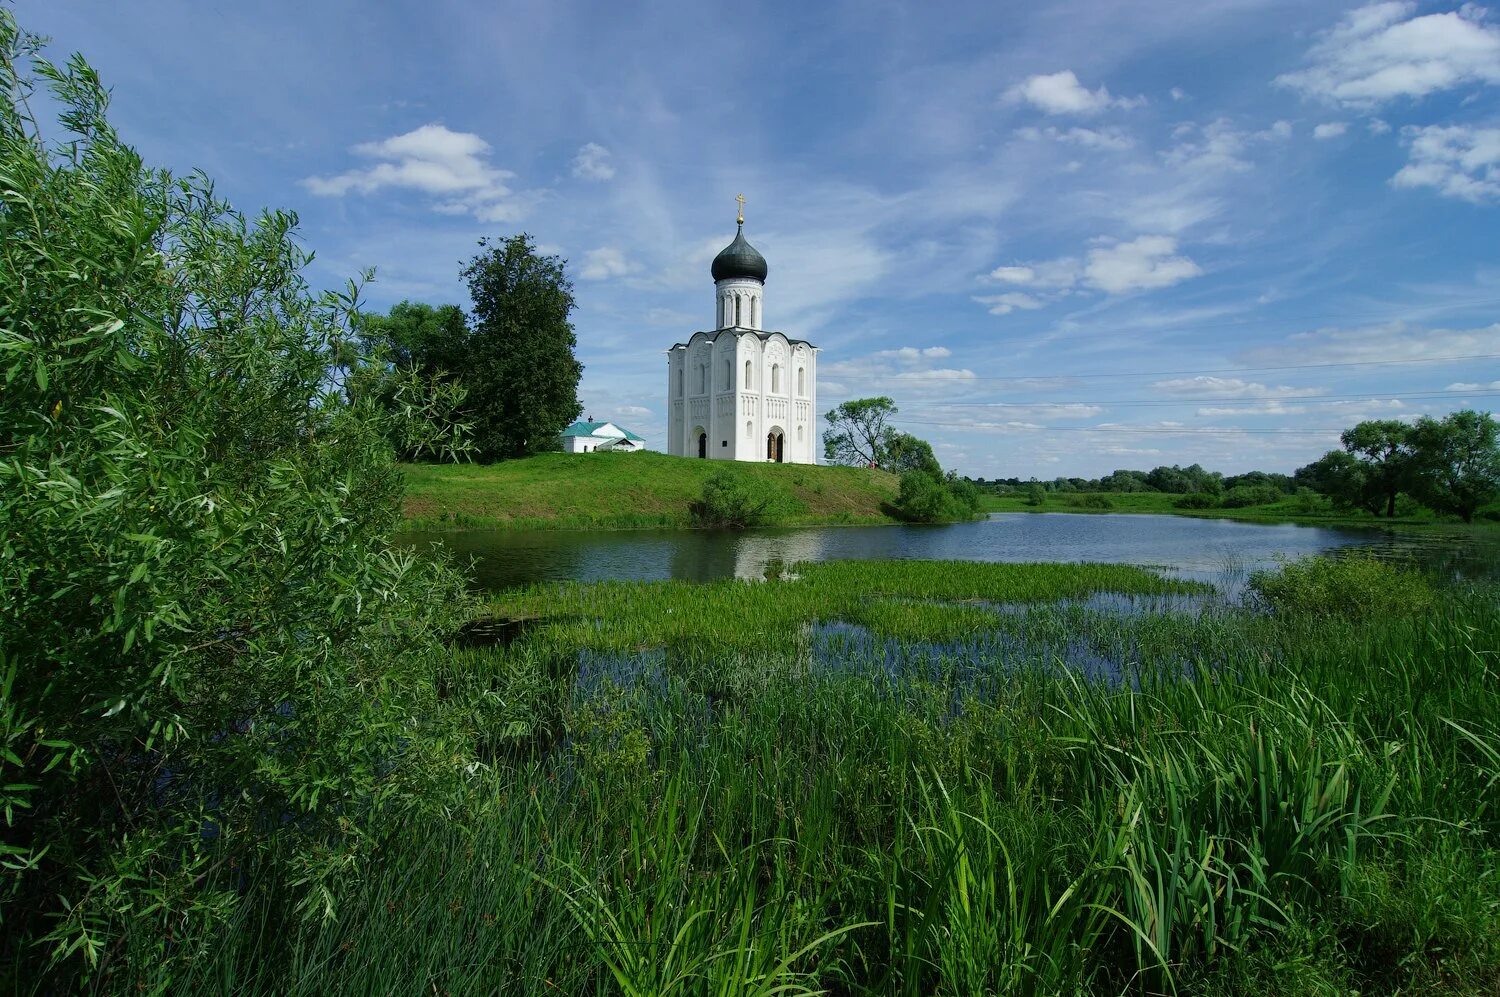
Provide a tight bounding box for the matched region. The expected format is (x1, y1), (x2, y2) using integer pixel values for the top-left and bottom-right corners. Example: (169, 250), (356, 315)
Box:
(715, 278), (763, 330)
(667, 330), (816, 465)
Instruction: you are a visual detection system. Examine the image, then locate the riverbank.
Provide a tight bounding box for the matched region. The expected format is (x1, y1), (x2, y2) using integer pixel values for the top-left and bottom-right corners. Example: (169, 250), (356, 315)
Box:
(401, 452), (901, 530)
(981, 489), (1500, 531)
(123, 557), (1500, 994)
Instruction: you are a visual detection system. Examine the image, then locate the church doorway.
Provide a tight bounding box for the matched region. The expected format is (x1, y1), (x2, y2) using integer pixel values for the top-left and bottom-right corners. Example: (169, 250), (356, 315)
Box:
(766, 428), (785, 463)
(696, 430), (707, 458)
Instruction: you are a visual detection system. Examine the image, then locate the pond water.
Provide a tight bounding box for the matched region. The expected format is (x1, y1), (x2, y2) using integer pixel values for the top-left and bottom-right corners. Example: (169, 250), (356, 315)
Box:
(399, 513), (1497, 593)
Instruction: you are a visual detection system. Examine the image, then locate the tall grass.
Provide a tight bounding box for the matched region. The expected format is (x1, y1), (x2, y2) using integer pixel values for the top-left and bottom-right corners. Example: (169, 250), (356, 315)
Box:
(76, 560), (1500, 995)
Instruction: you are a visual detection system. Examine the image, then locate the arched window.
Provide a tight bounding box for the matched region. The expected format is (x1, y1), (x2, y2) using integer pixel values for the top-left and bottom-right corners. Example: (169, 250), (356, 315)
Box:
(771, 364), (780, 393)
(723, 359), (730, 389)
(744, 359), (752, 387)
(698, 364), (706, 393)
(734, 295), (742, 326)
(677, 368), (684, 396)
(745, 420), (752, 438)
(797, 367), (805, 396)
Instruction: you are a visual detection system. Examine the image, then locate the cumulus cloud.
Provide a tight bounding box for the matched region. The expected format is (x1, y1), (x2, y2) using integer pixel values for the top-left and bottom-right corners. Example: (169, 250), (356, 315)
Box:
(1005, 70), (1145, 115)
(1276, 1), (1500, 107)
(980, 236), (1201, 306)
(571, 142), (615, 181)
(1083, 236), (1203, 294)
(579, 246), (640, 280)
(302, 123), (522, 221)
(1391, 124), (1500, 201)
(1163, 118), (1293, 174)
(1313, 122), (1349, 139)
(875, 346), (954, 361)
(1152, 376), (1323, 399)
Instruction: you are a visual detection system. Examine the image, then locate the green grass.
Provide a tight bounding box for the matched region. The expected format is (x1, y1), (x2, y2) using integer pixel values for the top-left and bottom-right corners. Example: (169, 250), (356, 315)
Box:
(982, 489), (1500, 530)
(88, 558), (1500, 996)
(401, 451), (902, 530)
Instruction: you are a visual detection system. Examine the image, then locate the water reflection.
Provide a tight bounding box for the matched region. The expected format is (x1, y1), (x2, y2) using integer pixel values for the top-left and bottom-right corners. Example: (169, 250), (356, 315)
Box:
(399, 513), (1498, 593)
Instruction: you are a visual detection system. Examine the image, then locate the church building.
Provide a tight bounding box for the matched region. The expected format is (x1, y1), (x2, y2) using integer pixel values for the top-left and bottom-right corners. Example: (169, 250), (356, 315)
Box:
(666, 201), (817, 464)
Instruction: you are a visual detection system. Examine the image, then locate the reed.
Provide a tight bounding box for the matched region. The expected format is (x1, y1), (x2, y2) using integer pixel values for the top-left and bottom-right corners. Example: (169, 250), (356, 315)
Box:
(91, 560), (1500, 995)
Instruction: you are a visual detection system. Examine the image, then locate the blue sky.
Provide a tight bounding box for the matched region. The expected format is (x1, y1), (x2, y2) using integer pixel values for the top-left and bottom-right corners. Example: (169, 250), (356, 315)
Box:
(19, 0), (1500, 477)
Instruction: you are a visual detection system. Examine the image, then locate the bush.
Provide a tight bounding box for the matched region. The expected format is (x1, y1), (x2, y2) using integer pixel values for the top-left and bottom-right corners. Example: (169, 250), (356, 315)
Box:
(1247, 554), (1437, 621)
(1066, 494), (1115, 510)
(1220, 483), (1283, 508)
(0, 20), (472, 982)
(690, 470), (783, 528)
(893, 471), (982, 523)
(1174, 492), (1219, 510)
(1024, 482), (1047, 507)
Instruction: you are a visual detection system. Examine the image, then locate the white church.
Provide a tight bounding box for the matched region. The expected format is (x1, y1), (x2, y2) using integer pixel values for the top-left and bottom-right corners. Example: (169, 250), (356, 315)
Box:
(666, 201), (818, 464)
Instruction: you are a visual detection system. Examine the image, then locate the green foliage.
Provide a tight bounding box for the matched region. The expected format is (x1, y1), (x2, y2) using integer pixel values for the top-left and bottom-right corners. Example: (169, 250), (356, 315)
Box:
(690, 469), (791, 528)
(823, 395), (896, 466)
(893, 470), (983, 523)
(1220, 482), (1282, 508)
(1408, 410), (1500, 523)
(459, 234), (583, 460)
(0, 16), (472, 981)
(886, 430), (941, 476)
(1067, 493), (1115, 509)
(1173, 491), (1219, 509)
(1024, 481), (1047, 507)
(1247, 554), (1437, 621)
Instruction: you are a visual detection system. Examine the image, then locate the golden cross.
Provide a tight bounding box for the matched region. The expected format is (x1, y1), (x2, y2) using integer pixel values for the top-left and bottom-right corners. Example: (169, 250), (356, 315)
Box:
(735, 193), (745, 225)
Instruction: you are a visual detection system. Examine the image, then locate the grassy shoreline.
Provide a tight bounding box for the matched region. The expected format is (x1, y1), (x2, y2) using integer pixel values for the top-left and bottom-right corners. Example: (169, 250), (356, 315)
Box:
(401, 451), (902, 531)
(115, 558), (1500, 994)
(981, 490), (1500, 532)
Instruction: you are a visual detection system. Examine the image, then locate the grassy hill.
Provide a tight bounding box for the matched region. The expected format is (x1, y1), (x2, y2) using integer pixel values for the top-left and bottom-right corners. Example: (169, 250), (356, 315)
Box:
(401, 451), (901, 530)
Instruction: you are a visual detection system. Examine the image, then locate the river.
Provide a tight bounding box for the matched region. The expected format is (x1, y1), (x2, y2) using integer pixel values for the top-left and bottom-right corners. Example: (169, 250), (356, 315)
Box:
(399, 513), (1496, 593)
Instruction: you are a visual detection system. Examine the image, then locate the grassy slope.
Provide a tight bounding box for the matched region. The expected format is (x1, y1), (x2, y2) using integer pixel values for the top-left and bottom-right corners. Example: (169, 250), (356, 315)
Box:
(401, 451), (901, 530)
(981, 490), (1500, 531)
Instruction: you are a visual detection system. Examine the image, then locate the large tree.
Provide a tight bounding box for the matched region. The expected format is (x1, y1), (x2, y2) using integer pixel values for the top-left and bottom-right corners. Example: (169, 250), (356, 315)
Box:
(823, 396), (897, 466)
(1339, 419), (1414, 517)
(460, 235), (583, 460)
(354, 299), (469, 373)
(1408, 410), (1500, 523)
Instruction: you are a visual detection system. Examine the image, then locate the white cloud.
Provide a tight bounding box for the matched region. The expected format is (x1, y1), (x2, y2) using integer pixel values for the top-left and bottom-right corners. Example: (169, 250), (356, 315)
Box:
(1015, 125), (1134, 150)
(1313, 122), (1349, 139)
(974, 292), (1046, 315)
(302, 123), (521, 220)
(579, 246), (640, 280)
(988, 259), (1080, 289)
(1391, 124), (1500, 201)
(1163, 118), (1292, 174)
(1152, 376), (1322, 399)
(1368, 117), (1393, 134)
(571, 142), (616, 181)
(1276, 1), (1500, 108)
(874, 346), (954, 361)
(1446, 379), (1500, 389)
(614, 404), (652, 418)
(1083, 235), (1202, 294)
(1169, 87), (1187, 101)
(1005, 70), (1145, 115)
(1240, 320), (1500, 364)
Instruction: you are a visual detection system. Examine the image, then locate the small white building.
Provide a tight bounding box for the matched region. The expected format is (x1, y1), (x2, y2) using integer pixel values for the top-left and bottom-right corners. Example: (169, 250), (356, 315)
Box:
(665, 205), (818, 464)
(559, 420), (646, 454)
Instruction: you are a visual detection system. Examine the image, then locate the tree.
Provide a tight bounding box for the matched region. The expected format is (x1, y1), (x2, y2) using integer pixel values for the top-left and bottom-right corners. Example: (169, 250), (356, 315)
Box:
(1339, 419), (1413, 518)
(354, 299), (470, 374)
(1408, 410), (1500, 523)
(886, 430), (942, 476)
(0, 15), (472, 980)
(1295, 450), (1377, 515)
(460, 235), (583, 460)
(823, 396), (897, 466)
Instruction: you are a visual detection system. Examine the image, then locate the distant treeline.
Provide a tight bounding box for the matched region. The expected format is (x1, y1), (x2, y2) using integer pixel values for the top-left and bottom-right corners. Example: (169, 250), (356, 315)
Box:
(970, 411), (1500, 523)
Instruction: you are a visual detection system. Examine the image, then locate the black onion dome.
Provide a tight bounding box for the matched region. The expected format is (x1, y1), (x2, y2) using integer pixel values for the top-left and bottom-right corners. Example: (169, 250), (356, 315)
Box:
(711, 223), (768, 282)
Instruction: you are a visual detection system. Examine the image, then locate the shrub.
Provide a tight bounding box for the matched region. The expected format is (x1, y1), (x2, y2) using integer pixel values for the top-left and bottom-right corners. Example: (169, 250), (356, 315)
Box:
(0, 20), (472, 981)
(1025, 482), (1047, 507)
(1247, 554), (1436, 621)
(690, 470), (783, 528)
(1220, 483), (1283, 508)
(1067, 494), (1115, 510)
(893, 471), (982, 523)
(1174, 492), (1219, 510)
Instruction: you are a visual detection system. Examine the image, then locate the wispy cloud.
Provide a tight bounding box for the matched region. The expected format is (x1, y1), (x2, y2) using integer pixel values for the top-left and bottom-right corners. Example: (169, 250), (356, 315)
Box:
(1392, 125), (1500, 202)
(1276, 1), (1500, 107)
(1005, 70), (1146, 115)
(571, 142), (615, 181)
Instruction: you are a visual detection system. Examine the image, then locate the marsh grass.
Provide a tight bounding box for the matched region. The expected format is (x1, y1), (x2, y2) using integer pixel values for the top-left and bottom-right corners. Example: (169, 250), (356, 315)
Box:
(87, 560), (1500, 995)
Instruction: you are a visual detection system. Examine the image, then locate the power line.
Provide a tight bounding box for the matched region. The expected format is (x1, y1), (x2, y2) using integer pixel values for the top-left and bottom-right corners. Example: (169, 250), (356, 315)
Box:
(914, 388), (1500, 410)
(828, 353), (1500, 383)
(893, 421), (1344, 435)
